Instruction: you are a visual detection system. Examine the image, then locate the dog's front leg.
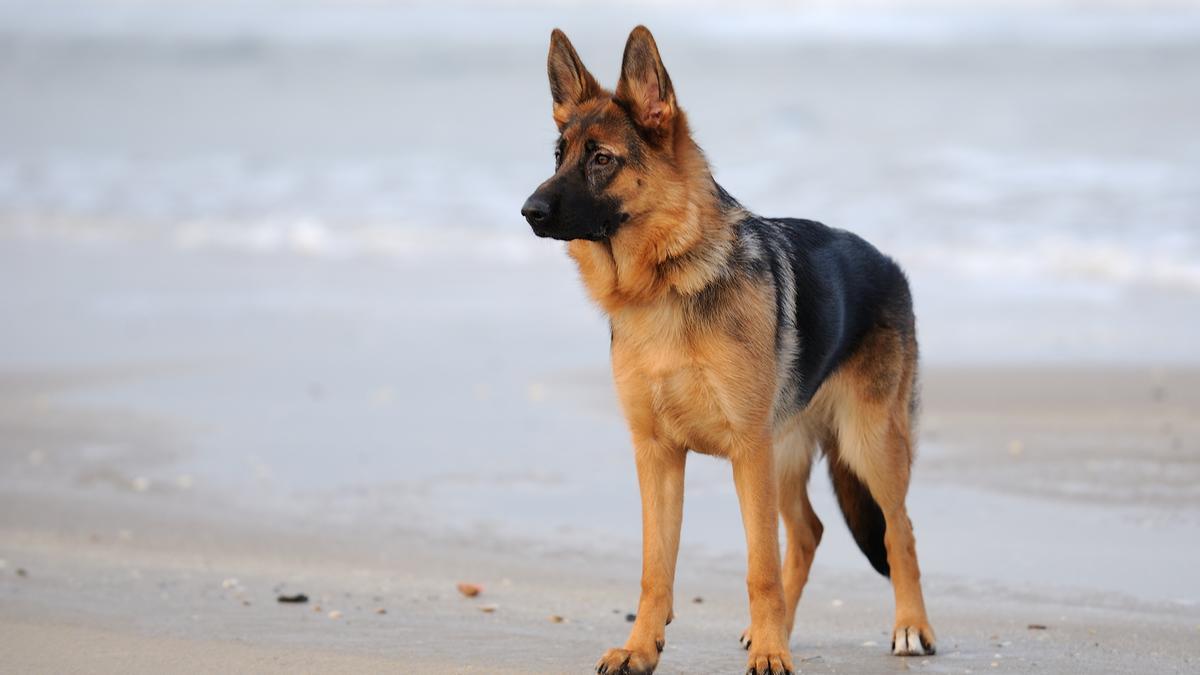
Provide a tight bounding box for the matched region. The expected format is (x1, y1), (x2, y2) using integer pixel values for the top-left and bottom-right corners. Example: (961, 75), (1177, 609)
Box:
(732, 434), (794, 675)
(596, 438), (686, 675)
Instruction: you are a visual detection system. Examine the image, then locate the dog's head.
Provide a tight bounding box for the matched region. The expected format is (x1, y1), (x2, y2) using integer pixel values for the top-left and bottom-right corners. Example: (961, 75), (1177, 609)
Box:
(522, 26), (687, 241)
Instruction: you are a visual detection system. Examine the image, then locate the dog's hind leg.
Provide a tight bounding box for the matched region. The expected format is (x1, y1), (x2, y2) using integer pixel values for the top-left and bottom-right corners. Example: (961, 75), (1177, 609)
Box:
(829, 355), (936, 657)
(777, 442), (823, 639)
(878, 423), (935, 656)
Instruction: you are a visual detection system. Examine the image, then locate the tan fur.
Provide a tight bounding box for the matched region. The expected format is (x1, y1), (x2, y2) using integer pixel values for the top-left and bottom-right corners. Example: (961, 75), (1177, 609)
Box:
(566, 103), (737, 311)
(584, 110), (794, 675)
(544, 27), (934, 675)
(735, 324), (933, 656)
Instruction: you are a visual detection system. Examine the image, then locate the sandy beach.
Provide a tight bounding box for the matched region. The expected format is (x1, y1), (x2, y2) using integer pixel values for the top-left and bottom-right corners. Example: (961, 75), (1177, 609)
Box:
(2, 356), (1198, 673)
(1, 243), (1198, 673)
(2, 2), (1199, 672)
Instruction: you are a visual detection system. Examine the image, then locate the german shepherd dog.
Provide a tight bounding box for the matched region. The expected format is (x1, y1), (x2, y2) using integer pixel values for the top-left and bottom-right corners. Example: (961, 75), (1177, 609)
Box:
(522, 26), (936, 675)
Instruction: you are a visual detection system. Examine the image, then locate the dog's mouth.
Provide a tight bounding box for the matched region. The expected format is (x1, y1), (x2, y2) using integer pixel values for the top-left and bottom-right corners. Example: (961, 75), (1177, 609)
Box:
(531, 221), (615, 242)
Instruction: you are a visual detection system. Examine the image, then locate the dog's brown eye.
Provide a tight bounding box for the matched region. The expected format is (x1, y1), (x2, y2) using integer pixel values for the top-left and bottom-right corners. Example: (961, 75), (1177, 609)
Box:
(594, 153), (611, 166)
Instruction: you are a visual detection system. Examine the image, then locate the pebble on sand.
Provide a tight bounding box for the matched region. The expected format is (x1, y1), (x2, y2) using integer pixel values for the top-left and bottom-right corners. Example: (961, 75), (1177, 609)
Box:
(457, 582), (483, 598)
(625, 613), (637, 622)
(479, 604), (498, 613)
(375, 607), (387, 615)
(692, 596), (703, 604)
(548, 615), (565, 623)
(277, 593), (309, 604)
(1028, 624), (1048, 630)
(328, 610), (343, 619)
(16, 568), (28, 577)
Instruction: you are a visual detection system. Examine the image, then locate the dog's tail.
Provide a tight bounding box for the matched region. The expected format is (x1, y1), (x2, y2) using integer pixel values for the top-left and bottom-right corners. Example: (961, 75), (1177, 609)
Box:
(828, 460), (890, 577)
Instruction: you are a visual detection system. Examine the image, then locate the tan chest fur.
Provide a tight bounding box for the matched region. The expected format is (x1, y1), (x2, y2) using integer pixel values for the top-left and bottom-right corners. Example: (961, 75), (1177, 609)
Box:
(609, 290), (777, 457)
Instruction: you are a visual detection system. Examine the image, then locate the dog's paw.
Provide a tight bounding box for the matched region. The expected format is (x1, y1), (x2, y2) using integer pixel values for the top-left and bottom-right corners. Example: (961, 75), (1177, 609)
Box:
(738, 625), (753, 650)
(595, 645), (660, 675)
(744, 645), (794, 675)
(891, 622), (936, 656)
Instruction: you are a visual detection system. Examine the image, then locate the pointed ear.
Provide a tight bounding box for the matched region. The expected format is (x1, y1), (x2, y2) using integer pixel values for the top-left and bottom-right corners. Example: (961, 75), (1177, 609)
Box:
(548, 29), (601, 129)
(615, 26), (676, 134)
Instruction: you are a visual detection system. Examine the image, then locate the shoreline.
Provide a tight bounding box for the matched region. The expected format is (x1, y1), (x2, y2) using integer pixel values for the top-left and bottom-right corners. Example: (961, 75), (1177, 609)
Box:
(3, 362), (1198, 673)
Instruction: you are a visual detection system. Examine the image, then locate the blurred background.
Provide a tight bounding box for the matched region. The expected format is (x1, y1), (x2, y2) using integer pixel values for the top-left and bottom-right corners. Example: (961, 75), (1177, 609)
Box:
(1, 1), (1198, 672)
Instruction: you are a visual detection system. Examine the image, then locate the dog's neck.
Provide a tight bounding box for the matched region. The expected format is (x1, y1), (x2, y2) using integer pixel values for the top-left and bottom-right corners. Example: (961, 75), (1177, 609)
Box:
(566, 136), (740, 315)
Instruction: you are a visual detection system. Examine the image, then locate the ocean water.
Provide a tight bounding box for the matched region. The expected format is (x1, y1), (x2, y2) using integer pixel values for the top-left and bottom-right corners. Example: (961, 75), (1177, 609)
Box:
(2, 3), (1199, 323)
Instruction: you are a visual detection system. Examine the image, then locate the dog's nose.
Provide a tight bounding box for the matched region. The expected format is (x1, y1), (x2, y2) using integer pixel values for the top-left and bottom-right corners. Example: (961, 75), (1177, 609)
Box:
(521, 196), (550, 226)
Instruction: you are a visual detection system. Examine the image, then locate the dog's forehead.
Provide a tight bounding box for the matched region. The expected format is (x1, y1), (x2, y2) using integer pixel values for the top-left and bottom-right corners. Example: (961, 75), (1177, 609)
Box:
(561, 99), (630, 146)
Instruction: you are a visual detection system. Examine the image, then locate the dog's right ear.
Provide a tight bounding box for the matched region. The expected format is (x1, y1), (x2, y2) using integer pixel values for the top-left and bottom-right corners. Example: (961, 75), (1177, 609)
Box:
(547, 29), (600, 129)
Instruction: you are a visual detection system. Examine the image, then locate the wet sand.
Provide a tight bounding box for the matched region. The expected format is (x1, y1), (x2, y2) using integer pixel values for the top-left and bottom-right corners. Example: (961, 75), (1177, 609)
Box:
(2, 418), (1198, 675)
(3, 488), (1197, 675)
(2, 268), (1197, 672)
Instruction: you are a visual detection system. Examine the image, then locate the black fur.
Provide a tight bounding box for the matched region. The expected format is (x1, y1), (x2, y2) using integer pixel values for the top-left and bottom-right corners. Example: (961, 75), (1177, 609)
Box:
(729, 194), (913, 410)
(528, 164), (624, 241)
(723, 188), (912, 578)
(829, 457), (891, 577)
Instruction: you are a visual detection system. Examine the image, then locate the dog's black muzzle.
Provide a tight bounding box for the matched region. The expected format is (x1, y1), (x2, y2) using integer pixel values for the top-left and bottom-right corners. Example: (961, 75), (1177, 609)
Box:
(521, 190), (615, 241)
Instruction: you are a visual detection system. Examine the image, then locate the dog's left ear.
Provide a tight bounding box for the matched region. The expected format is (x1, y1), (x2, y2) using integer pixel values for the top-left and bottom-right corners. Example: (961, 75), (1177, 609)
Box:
(548, 29), (601, 129)
(615, 26), (676, 135)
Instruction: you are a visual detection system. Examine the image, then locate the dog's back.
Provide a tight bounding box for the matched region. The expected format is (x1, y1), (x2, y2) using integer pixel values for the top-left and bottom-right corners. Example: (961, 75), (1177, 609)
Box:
(781, 218), (914, 413)
(722, 206), (918, 580)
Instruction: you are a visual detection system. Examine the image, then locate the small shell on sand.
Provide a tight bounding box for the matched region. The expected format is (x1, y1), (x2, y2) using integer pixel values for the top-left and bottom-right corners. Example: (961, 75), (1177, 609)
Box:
(457, 582), (483, 597)
(328, 610), (342, 619)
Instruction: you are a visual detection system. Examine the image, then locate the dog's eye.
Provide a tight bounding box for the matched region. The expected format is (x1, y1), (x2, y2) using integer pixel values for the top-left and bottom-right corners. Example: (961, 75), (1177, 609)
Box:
(594, 153), (612, 166)
(554, 149), (562, 163)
